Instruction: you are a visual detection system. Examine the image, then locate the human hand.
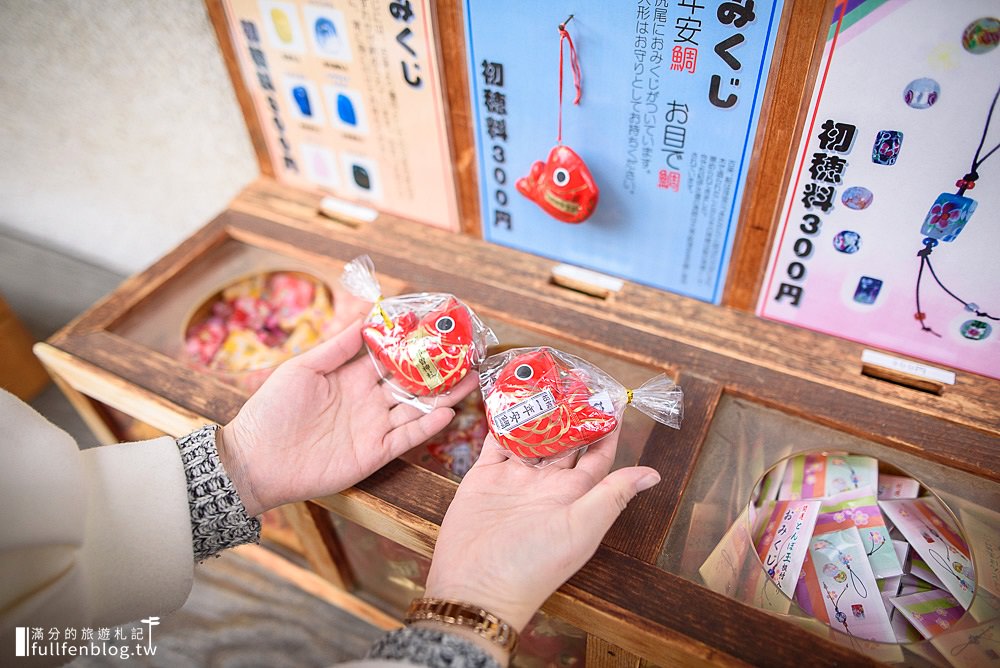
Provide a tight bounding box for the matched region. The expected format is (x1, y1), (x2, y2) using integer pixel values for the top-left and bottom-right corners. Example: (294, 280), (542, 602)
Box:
(218, 320), (477, 516)
(423, 432), (661, 632)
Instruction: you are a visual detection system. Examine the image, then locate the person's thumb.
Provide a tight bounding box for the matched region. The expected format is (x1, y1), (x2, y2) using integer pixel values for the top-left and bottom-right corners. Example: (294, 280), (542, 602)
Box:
(295, 319), (363, 372)
(570, 466), (660, 545)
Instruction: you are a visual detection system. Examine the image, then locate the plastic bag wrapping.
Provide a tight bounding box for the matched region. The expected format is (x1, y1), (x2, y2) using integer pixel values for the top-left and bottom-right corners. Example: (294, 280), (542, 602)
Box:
(479, 346), (684, 467)
(340, 254), (383, 303)
(341, 256), (497, 411)
(629, 373), (684, 428)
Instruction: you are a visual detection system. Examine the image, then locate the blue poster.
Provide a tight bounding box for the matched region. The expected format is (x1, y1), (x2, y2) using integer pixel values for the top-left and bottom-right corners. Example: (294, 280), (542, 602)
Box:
(466, 0), (784, 302)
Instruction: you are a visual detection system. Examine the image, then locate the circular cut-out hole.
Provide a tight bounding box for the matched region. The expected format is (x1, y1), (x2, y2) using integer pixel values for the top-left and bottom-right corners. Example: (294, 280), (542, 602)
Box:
(183, 270), (335, 378)
(749, 451), (977, 646)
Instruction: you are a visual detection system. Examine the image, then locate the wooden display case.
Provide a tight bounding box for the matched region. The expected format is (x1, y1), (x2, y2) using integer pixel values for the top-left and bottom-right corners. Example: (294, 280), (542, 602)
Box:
(36, 0), (1000, 666)
(37, 180), (1000, 666)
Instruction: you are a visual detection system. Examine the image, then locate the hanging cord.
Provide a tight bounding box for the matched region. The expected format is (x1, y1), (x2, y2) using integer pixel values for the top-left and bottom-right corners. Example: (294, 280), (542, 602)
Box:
(866, 532), (886, 557)
(557, 15), (582, 144)
(915, 239), (997, 336)
(822, 582), (859, 649)
(957, 83), (1000, 195)
(914, 243), (943, 337)
(926, 254), (999, 321)
(916, 81), (1000, 332)
(951, 624), (998, 656)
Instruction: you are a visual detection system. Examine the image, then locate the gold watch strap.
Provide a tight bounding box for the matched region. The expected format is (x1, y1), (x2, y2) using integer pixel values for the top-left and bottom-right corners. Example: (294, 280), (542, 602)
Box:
(405, 597), (519, 653)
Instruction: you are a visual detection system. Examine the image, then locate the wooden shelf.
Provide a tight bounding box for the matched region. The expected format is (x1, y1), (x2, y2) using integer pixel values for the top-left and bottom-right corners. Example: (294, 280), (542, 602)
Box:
(40, 179), (1000, 667)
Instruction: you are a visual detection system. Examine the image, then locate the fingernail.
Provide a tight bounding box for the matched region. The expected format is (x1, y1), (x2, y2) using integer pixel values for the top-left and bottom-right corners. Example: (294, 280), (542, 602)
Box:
(637, 472), (661, 492)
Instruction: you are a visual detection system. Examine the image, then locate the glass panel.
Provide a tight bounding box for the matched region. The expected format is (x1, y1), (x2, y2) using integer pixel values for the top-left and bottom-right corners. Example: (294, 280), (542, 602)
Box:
(327, 513), (587, 667)
(110, 238), (400, 391)
(399, 317), (662, 479)
(660, 395), (1000, 666)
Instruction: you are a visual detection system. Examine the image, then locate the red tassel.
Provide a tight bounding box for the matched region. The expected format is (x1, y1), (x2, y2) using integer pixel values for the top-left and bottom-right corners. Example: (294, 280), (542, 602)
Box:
(557, 24), (582, 143)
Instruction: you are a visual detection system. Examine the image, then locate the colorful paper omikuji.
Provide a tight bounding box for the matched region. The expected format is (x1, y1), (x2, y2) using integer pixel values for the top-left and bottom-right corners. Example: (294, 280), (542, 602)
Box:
(479, 346), (682, 466)
(184, 271), (333, 373)
(340, 256), (496, 405)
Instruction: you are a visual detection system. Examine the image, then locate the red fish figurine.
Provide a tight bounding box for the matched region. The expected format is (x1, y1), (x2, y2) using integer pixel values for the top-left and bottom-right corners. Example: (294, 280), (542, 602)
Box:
(341, 255), (496, 402)
(516, 145), (599, 224)
(482, 347), (619, 460)
(362, 296), (481, 396)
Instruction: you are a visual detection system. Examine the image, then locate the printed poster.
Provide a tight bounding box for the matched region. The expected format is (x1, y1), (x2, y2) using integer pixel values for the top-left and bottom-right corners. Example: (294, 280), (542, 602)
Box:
(759, 0), (1000, 378)
(223, 0), (460, 230)
(465, 0), (785, 303)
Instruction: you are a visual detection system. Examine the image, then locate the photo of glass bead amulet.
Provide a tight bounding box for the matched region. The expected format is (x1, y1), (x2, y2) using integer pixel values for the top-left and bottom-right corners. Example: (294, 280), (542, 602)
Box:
(479, 346), (683, 466)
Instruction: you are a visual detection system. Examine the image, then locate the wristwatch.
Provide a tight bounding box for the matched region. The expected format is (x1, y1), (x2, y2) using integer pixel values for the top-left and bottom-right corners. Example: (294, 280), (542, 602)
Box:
(405, 598), (519, 653)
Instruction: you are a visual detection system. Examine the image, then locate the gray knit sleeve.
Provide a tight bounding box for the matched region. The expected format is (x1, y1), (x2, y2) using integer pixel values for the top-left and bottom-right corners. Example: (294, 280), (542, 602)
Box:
(175, 424), (261, 561)
(367, 628), (502, 668)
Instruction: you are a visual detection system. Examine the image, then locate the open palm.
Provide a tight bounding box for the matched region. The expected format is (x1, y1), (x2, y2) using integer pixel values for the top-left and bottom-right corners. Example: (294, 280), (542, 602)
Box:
(424, 433), (661, 631)
(220, 320), (476, 516)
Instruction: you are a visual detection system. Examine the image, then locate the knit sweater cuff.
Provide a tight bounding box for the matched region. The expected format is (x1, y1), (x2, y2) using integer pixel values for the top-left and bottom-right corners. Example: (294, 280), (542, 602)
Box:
(367, 627), (502, 668)
(175, 424), (261, 560)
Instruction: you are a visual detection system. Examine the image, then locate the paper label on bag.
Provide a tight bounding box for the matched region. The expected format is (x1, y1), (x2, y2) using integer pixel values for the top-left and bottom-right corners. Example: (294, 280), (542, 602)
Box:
(408, 338), (444, 389)
(588, 390), (615, 414)
(492, 388), (557, 435)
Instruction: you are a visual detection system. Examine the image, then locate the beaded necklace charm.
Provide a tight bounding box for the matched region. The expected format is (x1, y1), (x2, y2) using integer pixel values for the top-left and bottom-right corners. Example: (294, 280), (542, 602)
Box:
(914, 83), (999, 338)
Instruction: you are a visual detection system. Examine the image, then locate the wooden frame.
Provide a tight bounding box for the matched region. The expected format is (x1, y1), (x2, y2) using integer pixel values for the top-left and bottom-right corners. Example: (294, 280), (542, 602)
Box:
(206, 0), (839, 307)
(720, 0), (836, 309)
(39, 0), (999, 664)
(39, 179), (999, 666)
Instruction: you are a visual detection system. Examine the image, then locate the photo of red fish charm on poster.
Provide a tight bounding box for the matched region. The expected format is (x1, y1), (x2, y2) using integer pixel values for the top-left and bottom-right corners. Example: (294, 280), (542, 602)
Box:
(515, 15), (600, 224)
(517, 145), (599, 224)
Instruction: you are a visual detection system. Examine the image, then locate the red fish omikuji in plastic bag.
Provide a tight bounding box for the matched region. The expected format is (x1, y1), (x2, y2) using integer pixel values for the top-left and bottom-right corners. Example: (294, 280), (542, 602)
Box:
(341, 256), (497, 406)
(479, 347), (683, 466)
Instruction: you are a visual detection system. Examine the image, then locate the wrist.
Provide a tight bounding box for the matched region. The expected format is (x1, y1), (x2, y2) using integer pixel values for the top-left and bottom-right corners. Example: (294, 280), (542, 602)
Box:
(217, 422), (262, 517)
(176, 424), (261, 560)
(421, 583), (534, 634)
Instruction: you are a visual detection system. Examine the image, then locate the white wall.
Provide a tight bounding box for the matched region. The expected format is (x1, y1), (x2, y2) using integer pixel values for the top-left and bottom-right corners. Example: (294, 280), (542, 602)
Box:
(0, 1), (259, 275)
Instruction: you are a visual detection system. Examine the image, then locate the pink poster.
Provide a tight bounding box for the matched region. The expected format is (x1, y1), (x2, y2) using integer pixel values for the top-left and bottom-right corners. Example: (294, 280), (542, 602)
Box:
(759, 0), (1000, 379)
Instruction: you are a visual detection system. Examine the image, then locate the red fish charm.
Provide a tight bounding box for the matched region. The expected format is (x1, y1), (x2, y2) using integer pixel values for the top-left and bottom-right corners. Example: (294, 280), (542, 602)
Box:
(362, 296), (478, 396)
(516, 145), (599, 224)
(482, 347), (618, 459)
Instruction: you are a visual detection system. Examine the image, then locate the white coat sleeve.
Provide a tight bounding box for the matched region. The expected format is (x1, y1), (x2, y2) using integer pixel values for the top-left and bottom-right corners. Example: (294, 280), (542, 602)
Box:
(0, 389), (194, 646)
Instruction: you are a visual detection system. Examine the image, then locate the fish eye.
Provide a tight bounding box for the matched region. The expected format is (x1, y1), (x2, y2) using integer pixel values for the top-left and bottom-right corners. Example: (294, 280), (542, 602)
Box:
(514, 363), (534, 381)
(553, 168), (570, 186)
(435, 316), (455, 333)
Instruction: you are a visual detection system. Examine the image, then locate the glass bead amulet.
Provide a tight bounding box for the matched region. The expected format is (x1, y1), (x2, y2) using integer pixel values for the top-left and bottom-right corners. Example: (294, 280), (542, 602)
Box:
(871, 130), (903, 165)
(921, 193), (977, 242)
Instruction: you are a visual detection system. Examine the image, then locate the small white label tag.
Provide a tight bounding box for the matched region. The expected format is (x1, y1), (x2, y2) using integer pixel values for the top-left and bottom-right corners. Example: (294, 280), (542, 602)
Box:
(408, 337), (444, 389)
(491, 388), (557, 435)
(552, 264), (624, 292)
(861, 349), (955, 385)
(588, 390), (615, 414)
